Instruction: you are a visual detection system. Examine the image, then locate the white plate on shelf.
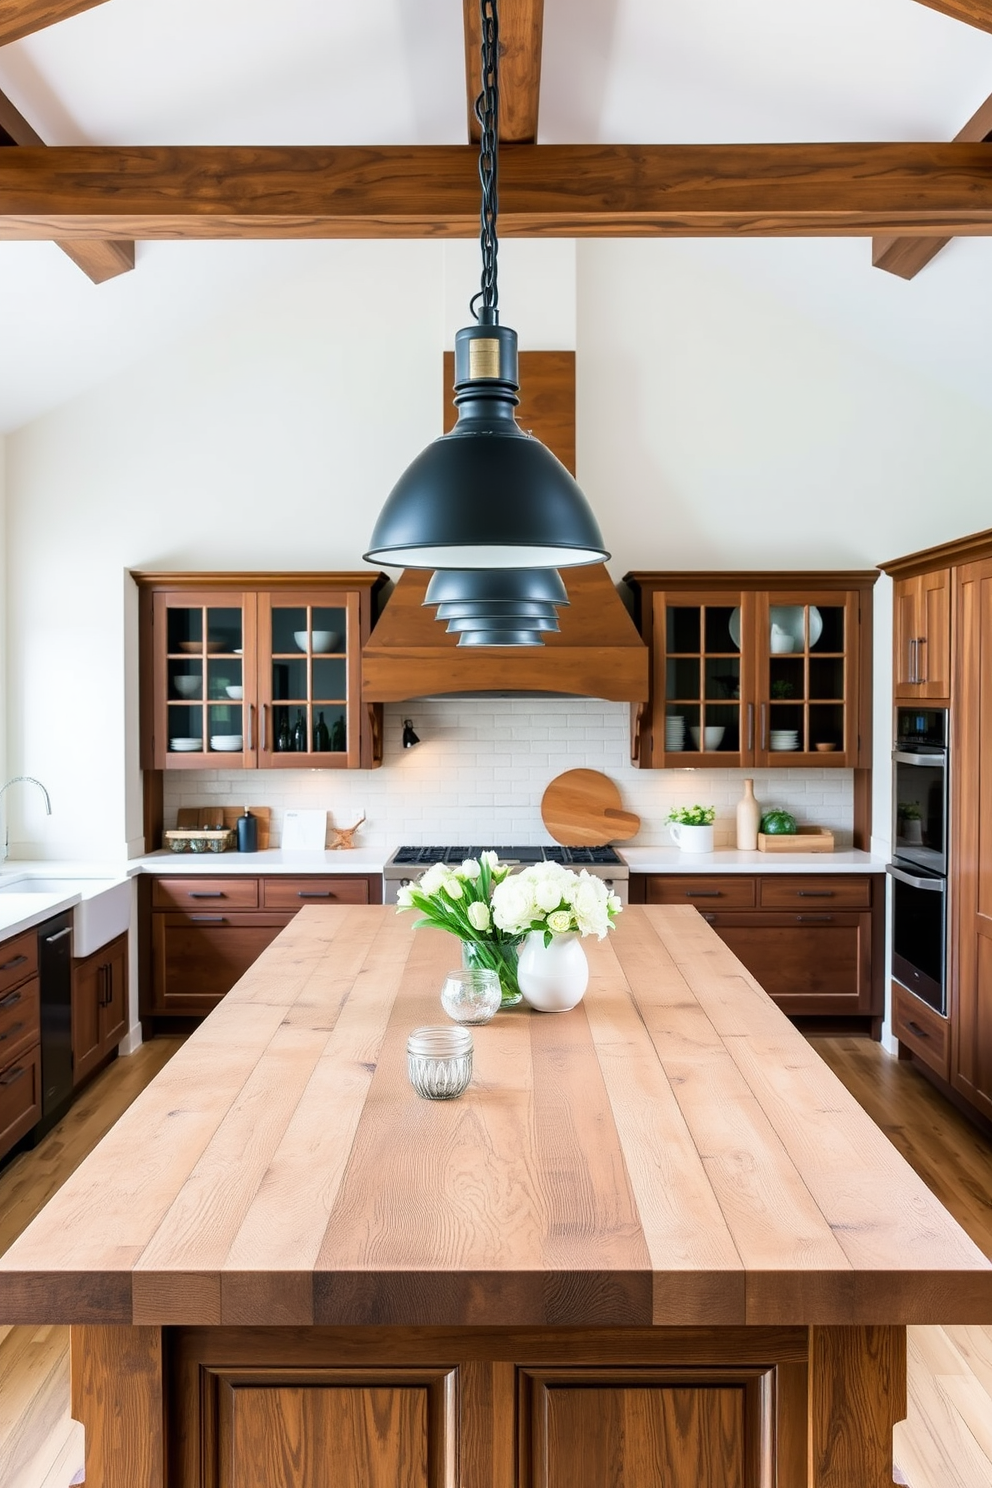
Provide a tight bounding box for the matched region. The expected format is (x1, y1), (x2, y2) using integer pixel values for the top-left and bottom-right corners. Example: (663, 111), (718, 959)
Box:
(169, 738), (203, 751)
(210, 735), (243, 751)
(728, 605), (822, 650)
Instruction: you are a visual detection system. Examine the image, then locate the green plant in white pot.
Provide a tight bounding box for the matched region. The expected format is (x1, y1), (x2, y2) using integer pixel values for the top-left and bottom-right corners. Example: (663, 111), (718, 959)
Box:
(667, 804), (716, 854)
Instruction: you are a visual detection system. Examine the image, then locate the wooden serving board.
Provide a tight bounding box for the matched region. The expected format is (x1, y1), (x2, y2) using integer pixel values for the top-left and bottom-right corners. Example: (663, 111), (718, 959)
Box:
(540, 769), (640, 847)
(757, 825), (834, 853)
(175, 806), (272, 850)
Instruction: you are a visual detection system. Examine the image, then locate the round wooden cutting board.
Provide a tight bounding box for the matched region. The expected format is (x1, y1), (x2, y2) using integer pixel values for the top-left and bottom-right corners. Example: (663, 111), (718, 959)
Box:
(540, 769), (641, 847)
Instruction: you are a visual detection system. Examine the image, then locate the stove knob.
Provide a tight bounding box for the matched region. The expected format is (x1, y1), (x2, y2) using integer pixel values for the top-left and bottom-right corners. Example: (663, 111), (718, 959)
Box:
(604, 878), (614, 888)
(400, 878), (412, 888)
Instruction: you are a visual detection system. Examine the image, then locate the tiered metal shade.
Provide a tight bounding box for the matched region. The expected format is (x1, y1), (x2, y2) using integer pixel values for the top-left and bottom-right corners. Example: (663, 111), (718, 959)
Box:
(423, 567), (569, 648)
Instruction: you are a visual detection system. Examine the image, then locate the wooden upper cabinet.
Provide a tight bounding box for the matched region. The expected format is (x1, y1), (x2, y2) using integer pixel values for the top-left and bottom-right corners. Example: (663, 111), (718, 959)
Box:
(893, 568), (951, 702)
(135, 573), (385, 771)
(625, 572), (875, 770)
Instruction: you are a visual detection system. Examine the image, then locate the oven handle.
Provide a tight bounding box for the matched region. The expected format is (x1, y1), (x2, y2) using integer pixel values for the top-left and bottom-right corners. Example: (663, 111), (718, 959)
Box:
(893, 750), (947, 767)
(886, 864), (945, 892)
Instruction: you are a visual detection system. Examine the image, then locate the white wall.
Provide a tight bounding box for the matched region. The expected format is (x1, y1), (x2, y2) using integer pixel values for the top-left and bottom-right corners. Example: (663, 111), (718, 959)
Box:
(5, 237), (992, 862)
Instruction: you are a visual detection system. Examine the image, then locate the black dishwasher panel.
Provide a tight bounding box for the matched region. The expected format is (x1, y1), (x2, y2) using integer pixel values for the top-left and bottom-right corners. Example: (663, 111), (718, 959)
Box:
(36, 911), (74, 1135)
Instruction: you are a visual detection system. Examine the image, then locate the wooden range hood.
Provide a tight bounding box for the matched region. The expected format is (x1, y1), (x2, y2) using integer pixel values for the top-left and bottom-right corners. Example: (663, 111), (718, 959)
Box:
(361, 351), (648, 703)
(361, 561), (648, 702)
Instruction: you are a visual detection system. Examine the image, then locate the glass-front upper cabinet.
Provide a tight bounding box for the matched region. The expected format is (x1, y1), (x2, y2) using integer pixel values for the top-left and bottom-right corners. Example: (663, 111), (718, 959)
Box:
(754, 591), (860, 766)
(257, 591), (361, 768)
(154, 591), (255, 769)
(626, 573), (874, 771)
(651, 590), (754, 765)
(138, 575), (383, 772)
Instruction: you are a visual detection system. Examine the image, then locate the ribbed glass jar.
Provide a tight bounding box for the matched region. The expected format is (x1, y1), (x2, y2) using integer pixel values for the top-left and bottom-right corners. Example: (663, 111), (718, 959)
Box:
(407, 1025), (474, 1100)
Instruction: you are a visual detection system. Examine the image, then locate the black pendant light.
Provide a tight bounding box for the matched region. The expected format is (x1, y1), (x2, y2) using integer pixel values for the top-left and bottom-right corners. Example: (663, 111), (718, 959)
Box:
(364, 0), (609, 576)
(421, 566), (567, 646)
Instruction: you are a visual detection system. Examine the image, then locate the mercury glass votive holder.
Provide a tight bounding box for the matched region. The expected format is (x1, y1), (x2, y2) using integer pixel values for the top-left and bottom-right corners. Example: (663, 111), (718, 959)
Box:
(407, 1025), (473, 1100)
(440, 968), (501, 1025)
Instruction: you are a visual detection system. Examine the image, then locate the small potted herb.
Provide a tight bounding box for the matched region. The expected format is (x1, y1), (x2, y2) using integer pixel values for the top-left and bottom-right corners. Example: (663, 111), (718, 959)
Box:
(667, 804), (716, 854)
(898, 801), (923, 845)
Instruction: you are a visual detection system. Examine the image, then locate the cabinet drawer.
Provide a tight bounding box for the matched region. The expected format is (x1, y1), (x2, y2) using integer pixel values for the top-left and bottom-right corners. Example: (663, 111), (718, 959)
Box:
(0, 975), (40, 1066)
(152, 877), (259, 910)
(892, 981), (950, 1080)
(151, 912), (293, 1012)
(261, 877), (370, 910)
(699, 911), (874, 1015)
(645, 875), (756, 908)
(0, 1042), (41, 1159)
(0, 928), (39, 996)
(758, 876), (872, 910)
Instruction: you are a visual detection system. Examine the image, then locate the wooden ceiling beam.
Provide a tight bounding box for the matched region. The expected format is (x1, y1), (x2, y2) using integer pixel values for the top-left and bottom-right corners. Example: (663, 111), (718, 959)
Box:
(0, 0), (109, 47)
(912, 0), (992, 33)
(873, 91), (992, 279)
(0, 89), (133, 282)
(462, 0), (544, 144)
(2, 144), (992, 241)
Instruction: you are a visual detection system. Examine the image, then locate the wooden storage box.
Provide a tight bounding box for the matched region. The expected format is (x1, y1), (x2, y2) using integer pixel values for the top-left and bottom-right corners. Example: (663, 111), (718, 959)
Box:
(757, 826), (835, 853)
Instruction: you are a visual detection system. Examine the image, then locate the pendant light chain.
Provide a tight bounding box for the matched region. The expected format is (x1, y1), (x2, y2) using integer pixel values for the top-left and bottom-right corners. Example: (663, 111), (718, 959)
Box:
(471, 0), (500, 327)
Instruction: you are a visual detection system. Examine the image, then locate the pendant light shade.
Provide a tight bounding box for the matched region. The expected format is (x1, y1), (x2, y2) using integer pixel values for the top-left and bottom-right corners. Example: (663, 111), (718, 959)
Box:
(456, 628), (546, 647)
(424, 567), (569, 607)
(364, 326), (608, 571)
(445, 613), (558, 634)
(435, 601), (560, 621)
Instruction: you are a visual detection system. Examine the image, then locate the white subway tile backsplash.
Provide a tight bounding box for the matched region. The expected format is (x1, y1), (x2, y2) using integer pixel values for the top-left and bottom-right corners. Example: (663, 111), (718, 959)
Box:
(161, 699), (855, 850)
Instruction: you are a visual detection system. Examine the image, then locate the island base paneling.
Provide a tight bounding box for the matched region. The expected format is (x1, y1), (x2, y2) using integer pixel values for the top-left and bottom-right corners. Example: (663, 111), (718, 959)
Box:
(68, 1323), (907, 1488)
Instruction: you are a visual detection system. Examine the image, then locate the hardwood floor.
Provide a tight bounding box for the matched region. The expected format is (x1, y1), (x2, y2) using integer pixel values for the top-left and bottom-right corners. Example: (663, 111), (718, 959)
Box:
(0, 1033), (990, 1487)
(0, 1038), (182, 1488)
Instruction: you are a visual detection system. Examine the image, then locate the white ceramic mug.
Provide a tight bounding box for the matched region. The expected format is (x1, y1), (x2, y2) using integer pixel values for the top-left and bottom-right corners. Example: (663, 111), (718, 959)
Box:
(669, 822), (714, 853)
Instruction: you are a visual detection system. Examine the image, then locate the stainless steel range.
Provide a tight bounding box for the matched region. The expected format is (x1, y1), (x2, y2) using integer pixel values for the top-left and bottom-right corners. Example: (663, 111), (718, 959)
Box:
(383, 845), (629, 906)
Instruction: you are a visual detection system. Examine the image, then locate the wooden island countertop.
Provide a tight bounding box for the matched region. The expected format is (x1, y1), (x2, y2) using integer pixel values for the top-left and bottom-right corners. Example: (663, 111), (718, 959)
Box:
(3, 905), (990, 1488)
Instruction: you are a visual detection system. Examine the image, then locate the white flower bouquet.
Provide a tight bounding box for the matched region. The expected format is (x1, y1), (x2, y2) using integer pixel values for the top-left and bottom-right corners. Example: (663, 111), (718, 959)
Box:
(491, 860), (622, 947)
(396, 851), (524, 1005)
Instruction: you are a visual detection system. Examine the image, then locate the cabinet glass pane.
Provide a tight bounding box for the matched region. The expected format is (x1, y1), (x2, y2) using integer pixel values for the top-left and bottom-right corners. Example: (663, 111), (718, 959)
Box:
(166, 607), (202, 653)
(812, 606), (844, 653)
(271, 607), (308, 654)
(666, 657), (700, 699)
(205, 607), (242, 654)
(207, 657), (242, 701)
(313, 658), (347, 702)
(315, 707), (347, 753)
(207, 704), (243, 754)
(809, 657), (844, 700)
(311, 607), (346, 650)
(768, 702), (803, 753)
(271, 706), (310, 754)
(705, 658), (740, 701)
(704, 606), (739, 653)
(168, 660), (202, 702)
(809, 704), (843, 753)
(769, 657), (803, 703)
(272, 659), (308, 701)
(167, 704), (203, 753)
(666, 607), (700, 653)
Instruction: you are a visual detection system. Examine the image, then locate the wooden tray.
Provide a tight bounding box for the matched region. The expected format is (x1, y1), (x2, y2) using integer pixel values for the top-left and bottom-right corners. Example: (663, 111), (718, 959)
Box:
(757, 826), (834, 853)
(173, 806), (272, 850)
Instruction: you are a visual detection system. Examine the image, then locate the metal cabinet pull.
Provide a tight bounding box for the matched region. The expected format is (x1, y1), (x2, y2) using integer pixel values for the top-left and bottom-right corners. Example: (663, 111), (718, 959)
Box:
(261, 704), (268, 753)
(0, 954), (27, 974)
(797, 914), (834, 923)
(0, 990), (22, 1009)
(760, 703), (767, 751)
(0, 1065), (26, 1086)
(0, 1021), (24, 1043)
(747, 703), (754, 751)
(247, 704), (255, 752)
(702, 913), (717, 923)
(686, 890), (720, 898)
(917, 636), (927, 684)
(797, 890), (834, 898)
(297, 891), (333, 899)
(45, 927), (71, 944)
(907, 1020), (929, 1040)
(189, 915), (226, 923)
(907, 638), (917, 685)
(189, 891), (224, 899)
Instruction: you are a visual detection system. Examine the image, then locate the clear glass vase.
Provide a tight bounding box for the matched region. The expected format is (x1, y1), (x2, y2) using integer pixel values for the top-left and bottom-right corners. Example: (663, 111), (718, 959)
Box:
(460, 937), (523, 1008)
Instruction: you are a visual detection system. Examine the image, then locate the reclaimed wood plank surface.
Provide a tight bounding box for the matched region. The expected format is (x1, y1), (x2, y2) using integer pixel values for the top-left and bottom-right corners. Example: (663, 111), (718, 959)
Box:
(0, 906), (990, 1328)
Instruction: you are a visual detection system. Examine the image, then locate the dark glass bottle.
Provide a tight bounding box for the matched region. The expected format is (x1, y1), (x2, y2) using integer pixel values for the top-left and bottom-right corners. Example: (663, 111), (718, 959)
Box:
(276, 712), (291, 752)
(331, 716), (347, 752)
(293, 709), (307, 752)
(313, 710), (330, 752)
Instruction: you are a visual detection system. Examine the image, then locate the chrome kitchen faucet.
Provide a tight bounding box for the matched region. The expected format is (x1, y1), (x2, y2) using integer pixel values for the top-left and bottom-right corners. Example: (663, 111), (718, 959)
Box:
(0, 776), (53, 858)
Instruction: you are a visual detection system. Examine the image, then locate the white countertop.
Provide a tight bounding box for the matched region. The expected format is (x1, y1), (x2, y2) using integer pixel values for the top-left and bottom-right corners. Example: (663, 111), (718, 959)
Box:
(0, 861), (132, 941)
(620, 847), (888, 874)
(132, 848), (388, 875)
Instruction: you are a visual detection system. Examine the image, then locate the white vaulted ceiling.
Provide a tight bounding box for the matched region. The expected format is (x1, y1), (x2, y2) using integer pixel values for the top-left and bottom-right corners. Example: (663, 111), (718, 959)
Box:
(1, 0), (992, 431)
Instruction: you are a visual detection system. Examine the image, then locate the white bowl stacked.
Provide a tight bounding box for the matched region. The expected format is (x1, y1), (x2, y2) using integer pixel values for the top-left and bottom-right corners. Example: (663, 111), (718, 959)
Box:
(210, 735), (244, 752)
(665, 716), (685, 751)
(770, 729), (800, 752)
(169, 737), (202, 752)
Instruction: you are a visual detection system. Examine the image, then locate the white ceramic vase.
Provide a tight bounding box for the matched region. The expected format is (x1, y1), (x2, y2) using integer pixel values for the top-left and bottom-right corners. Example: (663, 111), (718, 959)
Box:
(517, 931), (589, 1013)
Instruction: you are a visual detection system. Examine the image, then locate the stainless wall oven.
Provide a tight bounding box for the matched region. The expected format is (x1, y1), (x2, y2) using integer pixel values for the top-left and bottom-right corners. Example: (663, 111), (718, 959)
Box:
(888, 707), (948, 1016)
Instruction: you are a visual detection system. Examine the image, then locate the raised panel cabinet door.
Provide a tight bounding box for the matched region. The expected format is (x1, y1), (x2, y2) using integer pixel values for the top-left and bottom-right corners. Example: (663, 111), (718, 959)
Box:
(99, 934), (128, 1053)
(917, 567), (951, 700)
(704, 912), (873, 1016)
(951, 559), (992, 1120)
(0, 1042), (42, 1160)
(893, 575), (921, 695)
(71, 953), (104, 1086)
(151, 913), (293, 1013)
